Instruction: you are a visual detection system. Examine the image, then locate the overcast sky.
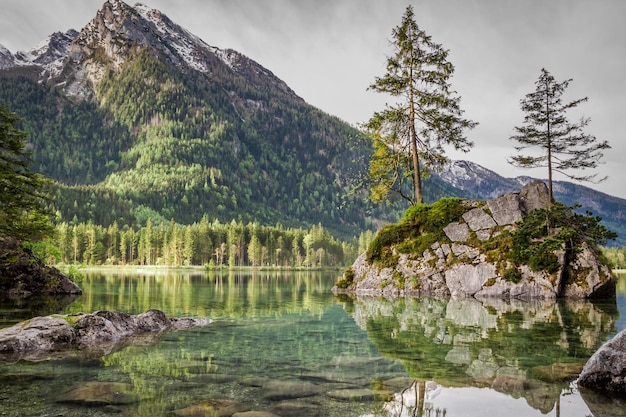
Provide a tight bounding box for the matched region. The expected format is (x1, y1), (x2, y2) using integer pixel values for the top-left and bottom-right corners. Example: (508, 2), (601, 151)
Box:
(1, 0), (624, 198)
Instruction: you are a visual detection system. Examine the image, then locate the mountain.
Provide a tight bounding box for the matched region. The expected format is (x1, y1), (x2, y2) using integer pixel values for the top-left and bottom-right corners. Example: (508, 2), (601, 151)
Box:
(0, 0), (408, 238)
(0, 0), (623, 246)
(435, 160), (626, 246)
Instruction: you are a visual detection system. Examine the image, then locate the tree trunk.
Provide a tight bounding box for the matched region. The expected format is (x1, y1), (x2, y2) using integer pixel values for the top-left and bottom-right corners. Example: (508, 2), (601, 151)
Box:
(408, 39), (422, 204)
(545, 76), (554, 203)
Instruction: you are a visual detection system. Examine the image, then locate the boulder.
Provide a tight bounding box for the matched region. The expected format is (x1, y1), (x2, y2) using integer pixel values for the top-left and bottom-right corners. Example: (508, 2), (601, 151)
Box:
(173, 399), (247, 416)
(487, 192), (525, 226)
(0, 309), (212, 362)
(0, 237), (82, 297)
(263, 380), (323, 400)
(269, 401), (320, 417)
(462, 207), (497, 231)
(443, 222), (470, 242)
(577, 329), (626, 396)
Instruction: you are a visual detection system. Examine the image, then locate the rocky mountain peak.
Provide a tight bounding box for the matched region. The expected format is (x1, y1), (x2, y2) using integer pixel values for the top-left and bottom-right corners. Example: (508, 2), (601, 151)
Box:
(0, 44), (14, 69)
(0, 30), (77, 73)
(28, 0), (296, 100)
(438, 160), (526, 199)
(28, 30), (78, 66)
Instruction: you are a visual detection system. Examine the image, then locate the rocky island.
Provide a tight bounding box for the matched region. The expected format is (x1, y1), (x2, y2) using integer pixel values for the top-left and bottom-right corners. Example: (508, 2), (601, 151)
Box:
(334, 181), (615, 299)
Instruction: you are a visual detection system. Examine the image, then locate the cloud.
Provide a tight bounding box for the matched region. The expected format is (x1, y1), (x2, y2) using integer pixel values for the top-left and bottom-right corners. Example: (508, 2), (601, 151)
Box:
(1, 0), (624, 199)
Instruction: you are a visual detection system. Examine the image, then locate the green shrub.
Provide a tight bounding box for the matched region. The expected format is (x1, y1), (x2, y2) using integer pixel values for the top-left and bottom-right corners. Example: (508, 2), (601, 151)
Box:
(528, 251), (560, 273)
(503, 202), (615, 275)
(392, 270), (405, 290)
(335, 266), (356, 289)
(367, 198), (467, 267)
(503, 266), (522, 283)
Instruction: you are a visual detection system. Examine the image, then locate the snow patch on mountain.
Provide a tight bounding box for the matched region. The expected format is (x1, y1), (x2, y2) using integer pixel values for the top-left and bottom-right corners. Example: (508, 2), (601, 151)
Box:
(437, 160), (528, 199)
(0, 44), (15, 69)
(0, 31), (77, 76)
(134, 2), (236, 75)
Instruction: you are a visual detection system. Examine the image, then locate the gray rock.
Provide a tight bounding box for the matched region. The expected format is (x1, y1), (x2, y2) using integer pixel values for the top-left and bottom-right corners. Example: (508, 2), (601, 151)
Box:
(443, 222), (470, 242)
(445, 346), (471, 365)
(0, 316), (76, 357)
(326, 388), (391, 402)
(0, 237), (82, 297)
(58, 381), (139, 406)
(233, 412), (280, 417)
(578, 329), (626, 396)
(475, 229), (491, 241)
(173, 399), (247, 416)
(334, 181), (614, 300)
(466, 348), (499, 379)
(0, 309), (212, 362)
(450, 243), (480, 260)
(445, 264), (494, 297)
(269, 401), (320, 417)
(263, 380), (323, 401)
(561, 243), (616, 299)
(487, 193), (524, 226)
(462, 207), (497, 231)
(519, 180), (551, 212)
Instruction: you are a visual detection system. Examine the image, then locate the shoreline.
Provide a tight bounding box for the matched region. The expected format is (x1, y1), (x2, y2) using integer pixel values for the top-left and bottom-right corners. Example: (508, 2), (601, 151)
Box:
(58, 264), (345, 273)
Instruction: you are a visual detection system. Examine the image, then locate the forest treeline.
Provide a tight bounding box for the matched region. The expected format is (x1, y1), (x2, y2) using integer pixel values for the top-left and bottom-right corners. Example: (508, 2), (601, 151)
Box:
(44, 216), (375, 268)
(602, 247), (626, 270)
(0, 49), (401, 241)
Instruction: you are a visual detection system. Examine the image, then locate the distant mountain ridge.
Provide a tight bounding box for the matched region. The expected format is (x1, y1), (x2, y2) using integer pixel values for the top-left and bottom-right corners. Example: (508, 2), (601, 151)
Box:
(0, 0), (623, 246)
(435, 160), (626, 246)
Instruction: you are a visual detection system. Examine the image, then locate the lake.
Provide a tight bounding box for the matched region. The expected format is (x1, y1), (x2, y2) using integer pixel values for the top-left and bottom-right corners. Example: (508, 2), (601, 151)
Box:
(0, 269), (625, 417)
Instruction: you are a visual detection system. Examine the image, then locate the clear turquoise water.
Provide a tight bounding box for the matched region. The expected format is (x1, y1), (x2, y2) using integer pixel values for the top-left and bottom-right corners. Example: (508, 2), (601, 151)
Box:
(0, 269), (624, 417)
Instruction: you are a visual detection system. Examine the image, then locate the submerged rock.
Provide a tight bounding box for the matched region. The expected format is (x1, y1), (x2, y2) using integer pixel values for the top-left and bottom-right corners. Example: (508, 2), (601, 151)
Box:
(578, 329), (626, 396)
(173, 399), (247, 416)
(57, 381), (139, 406)
(269, 401), (320, 417)
(263, 380), (323, 400)
(0, 309), (212, 362)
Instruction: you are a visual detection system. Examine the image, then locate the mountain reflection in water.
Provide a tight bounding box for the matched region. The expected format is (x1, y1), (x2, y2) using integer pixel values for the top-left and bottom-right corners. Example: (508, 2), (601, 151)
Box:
(0, 269), (624, 417)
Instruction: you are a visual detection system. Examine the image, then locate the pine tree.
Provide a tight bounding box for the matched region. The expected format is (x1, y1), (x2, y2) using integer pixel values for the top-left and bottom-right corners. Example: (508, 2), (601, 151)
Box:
(509, 68), (611, 202)
(0, 105), (53, 241)
(366, 6), (477, 204)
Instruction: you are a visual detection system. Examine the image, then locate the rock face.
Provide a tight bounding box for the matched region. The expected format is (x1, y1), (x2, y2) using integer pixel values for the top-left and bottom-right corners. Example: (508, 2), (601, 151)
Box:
(0, 237), (82, 297)
(0, 309), (212, 362)
(335, 181), (615, 299)
(578, 329), (626, 396)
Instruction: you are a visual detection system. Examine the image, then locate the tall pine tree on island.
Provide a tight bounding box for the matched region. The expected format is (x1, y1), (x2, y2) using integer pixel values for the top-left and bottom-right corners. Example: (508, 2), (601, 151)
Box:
(365, 5), (477, 205)
(509, 68), (611, 203)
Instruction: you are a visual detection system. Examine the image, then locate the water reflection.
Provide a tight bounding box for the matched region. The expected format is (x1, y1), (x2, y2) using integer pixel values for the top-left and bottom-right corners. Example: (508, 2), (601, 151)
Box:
(0, 270), (624, 417)
(65, 268), (333, 319)
(0, 294), (80, 328)
(337, 294), (618, 416)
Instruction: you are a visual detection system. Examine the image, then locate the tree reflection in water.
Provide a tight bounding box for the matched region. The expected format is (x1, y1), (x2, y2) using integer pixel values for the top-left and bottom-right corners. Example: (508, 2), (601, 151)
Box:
(1, 270), (622, 417)
(382, 380), (447, 417)
(338, 295), (618, 416)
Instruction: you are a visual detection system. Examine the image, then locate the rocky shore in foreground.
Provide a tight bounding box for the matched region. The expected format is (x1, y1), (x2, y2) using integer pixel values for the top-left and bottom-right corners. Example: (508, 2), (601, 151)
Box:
(0, 309), (212, 362)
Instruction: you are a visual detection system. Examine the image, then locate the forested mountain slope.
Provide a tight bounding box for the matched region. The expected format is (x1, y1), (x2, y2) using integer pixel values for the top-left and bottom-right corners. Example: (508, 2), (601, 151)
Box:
(0, 0), (409, 238)
(1, 0), (622, 246)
